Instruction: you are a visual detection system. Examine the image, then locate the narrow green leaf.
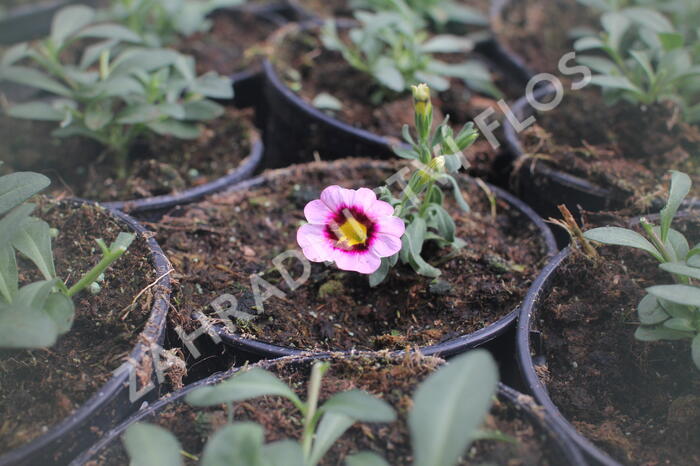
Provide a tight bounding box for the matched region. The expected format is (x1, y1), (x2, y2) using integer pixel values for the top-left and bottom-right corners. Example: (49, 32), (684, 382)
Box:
(635, 326), (693, 341)
(186, 367), (302, 408)
(7, 102), (66, 121)
(321, 390), (396, 423)
(51, 5), (96, 46)
(659, 171), (691, 243)
(1, 66), (72, 97)
(420, 35), (473, 53)
(43, 292), (75, 335)
(663, 317), (695, 332)
(589, 75), (640, 93)
(438, 175), (470, 212)
(183, 100), (225, 121)
(584, 227), (663, 261)
(1, 42), (29, 66)
(12, 217), (56, 280)
(0, 301), (58, 348)
(0, 204), (36, 249)
(263, 440), (305, 466)
(409, 350), (498, 466)
(0, 246), (18, 303)
(0, 173), (49, 215)
(658, 32), (684, 51)
(75, 24), (142, 43)
(147, 120), (201, 139)
(660, 262), (700, 281)
(647, 284), (700, 308)
(309, 412), (355, 466)
(109, 232), (136, 254)
(123, 423), (183, 466)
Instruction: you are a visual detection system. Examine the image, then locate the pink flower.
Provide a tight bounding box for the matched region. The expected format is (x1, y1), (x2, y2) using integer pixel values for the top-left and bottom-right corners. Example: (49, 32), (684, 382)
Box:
(297, 186), (405, 274)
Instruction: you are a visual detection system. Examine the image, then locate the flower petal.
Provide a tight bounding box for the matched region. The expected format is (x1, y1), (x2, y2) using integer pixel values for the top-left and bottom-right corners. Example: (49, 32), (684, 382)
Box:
(371, 233), (403, 257)
(375, 216), (405, 237)
(320, 185), (354, 211)
(352, 187), (378, 212)
(297, 224), (334, 262)
(304, 199), (333, 225)
(367, 198), (395, 219)
(333, 250), (381, 274)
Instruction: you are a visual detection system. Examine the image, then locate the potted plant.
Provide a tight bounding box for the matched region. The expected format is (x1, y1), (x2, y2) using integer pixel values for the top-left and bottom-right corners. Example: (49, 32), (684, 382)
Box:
(0, 0), (99, 45)
(503, 1), (699, 219)
(0, 4), (263, 216)
(157, 86), (555, 364)
(517, 173), (700, 465)
(262, 1), (506, 171)
(69, 351), (586, 465)
(0, 170), (172, 465)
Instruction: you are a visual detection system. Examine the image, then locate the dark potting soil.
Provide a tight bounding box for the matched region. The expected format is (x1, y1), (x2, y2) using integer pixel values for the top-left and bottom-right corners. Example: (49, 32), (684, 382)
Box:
(82, 354), (564, 466)
(535, 215), (700, 464)
(290, 0), (491, 21)
(0, 201), (156, 452)
(176, 8), (280, 76)
(158, 159), (549, 352)
(271, 26), (517, 179)
(0, 107), (254, 203)
(517, 90), (700, 210)
(493, 0), (597, 75)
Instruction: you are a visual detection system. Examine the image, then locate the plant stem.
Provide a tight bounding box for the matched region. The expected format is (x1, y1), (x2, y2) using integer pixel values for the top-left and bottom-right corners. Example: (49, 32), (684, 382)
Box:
(302, 362), (329, 461)
(66, 247), (128, 297)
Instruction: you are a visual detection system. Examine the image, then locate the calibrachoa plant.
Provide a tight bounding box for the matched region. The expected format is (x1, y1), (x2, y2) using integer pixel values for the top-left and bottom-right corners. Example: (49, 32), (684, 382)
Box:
(297, 84), (479, 285)
(0, 170), (134, 349)
(0, 4), (233, 178)
(584, 171), (700, 369)
(123, 351), (498, 466)
(321, 7), (499, 102)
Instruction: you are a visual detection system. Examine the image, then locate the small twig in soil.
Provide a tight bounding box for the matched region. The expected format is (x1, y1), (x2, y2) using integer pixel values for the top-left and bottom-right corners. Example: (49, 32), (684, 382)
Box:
(120, 268), (174, 320)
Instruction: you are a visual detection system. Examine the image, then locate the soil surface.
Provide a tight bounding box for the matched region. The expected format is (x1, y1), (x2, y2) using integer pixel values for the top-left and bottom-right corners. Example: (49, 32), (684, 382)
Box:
(82, 354), (567, 465)
(177, 8), (281, 76)
(517, 89), (700, 211)
(271, 25), (519, 179)
(290, 0), (491, 21)
(493, 0), (597, 75)
(534, 214), (700, 464)
(0, 201), (156, 453)
(0, 107), (255, 203)
(157, 159), (550, 353)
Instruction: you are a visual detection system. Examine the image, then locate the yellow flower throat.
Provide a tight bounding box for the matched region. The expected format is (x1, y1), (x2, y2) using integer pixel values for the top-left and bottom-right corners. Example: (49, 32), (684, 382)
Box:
(337, 217), (368, 247)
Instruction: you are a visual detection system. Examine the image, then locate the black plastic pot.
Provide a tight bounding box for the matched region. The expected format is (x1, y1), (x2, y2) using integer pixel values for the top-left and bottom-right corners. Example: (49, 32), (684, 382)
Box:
(102, 129), (263, 220)
(0, 201), (172, 466)
(69, 352), (587, 466)
(261, 21), (508, 169)
(184, 159), (557, 363)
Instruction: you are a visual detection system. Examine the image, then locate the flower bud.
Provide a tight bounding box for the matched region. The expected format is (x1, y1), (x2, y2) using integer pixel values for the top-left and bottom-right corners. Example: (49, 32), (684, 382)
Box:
(411, 83), (433, 142)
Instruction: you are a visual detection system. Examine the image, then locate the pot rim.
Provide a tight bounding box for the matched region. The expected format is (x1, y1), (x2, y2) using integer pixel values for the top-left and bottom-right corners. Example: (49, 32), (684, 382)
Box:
(70, 351), (587, 466)
(0, 200), (172, 466)
(191, 157), (557, 358)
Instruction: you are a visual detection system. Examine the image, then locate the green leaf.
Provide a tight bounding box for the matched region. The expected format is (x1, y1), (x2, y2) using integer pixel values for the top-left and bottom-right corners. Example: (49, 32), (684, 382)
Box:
(1, 43), (29, 66)
(393, 147), (418, 160)
(583, 227), (663, 261)
(662, 228), (690, 263)
(345, 451), (389, 466)
(312, 93), (343, 112)
(0, 66), (71, 97)
(201, 423), (266, 466)
(183, 100), (225, 121)
(409, 350), (498, 466)
(309, 412), (355, 466)
(426, 204), (455, 242)
(637, 293), (669, 325)
(0, 246), (18, 303)
(7, 101), (66, 121)
(589, 75), (640, 93)
(623, 7), (673, 33)
(186, 367), (303, 408)
(84, 101), (113, 131)
(0, 301), (58, 348)
(372, 57), (404, 92)
(75, 24), (142, 43)
(438, 175), (469, 212)
(263, 440), (305, 466)
(574, 36), (605, 51)
(109, 232), (136, 254)
(647, 284), (700, 308)
(692, 334), (700, 370)
(147, 120), (201, 139)
(663, 317), (695, 332)
(0, 204), (36, 249)
(402, 218), (441, 278)
(0, 172), (49, 215)
(117, 104), (163, 124)
(659, 171), (691, 243)
(321, 390), (396, 423)
(635, 326), (693, 341)
(660, 262), (700, 281)
(369, 257), (392, 287)
(420, 35), (473, 53)
(601, 12), (630, 49)
(123, 423), (183, 466)
(12, 217), (56, 280)
(51, 5), (96, 47)
(43, 292), (75, 335)
(80, 39), (117, 70)
(191, 72), (234, 99)
(658, 32), (684, 51)
(15, 279), (58, 309)
(658, 297), (694, 321)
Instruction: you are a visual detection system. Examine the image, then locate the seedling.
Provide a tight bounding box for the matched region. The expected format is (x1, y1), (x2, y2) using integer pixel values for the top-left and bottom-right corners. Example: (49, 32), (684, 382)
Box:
(584, 171), (700, 369)
(124, 351), (498, 466)
(0, 170), (134, 349)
